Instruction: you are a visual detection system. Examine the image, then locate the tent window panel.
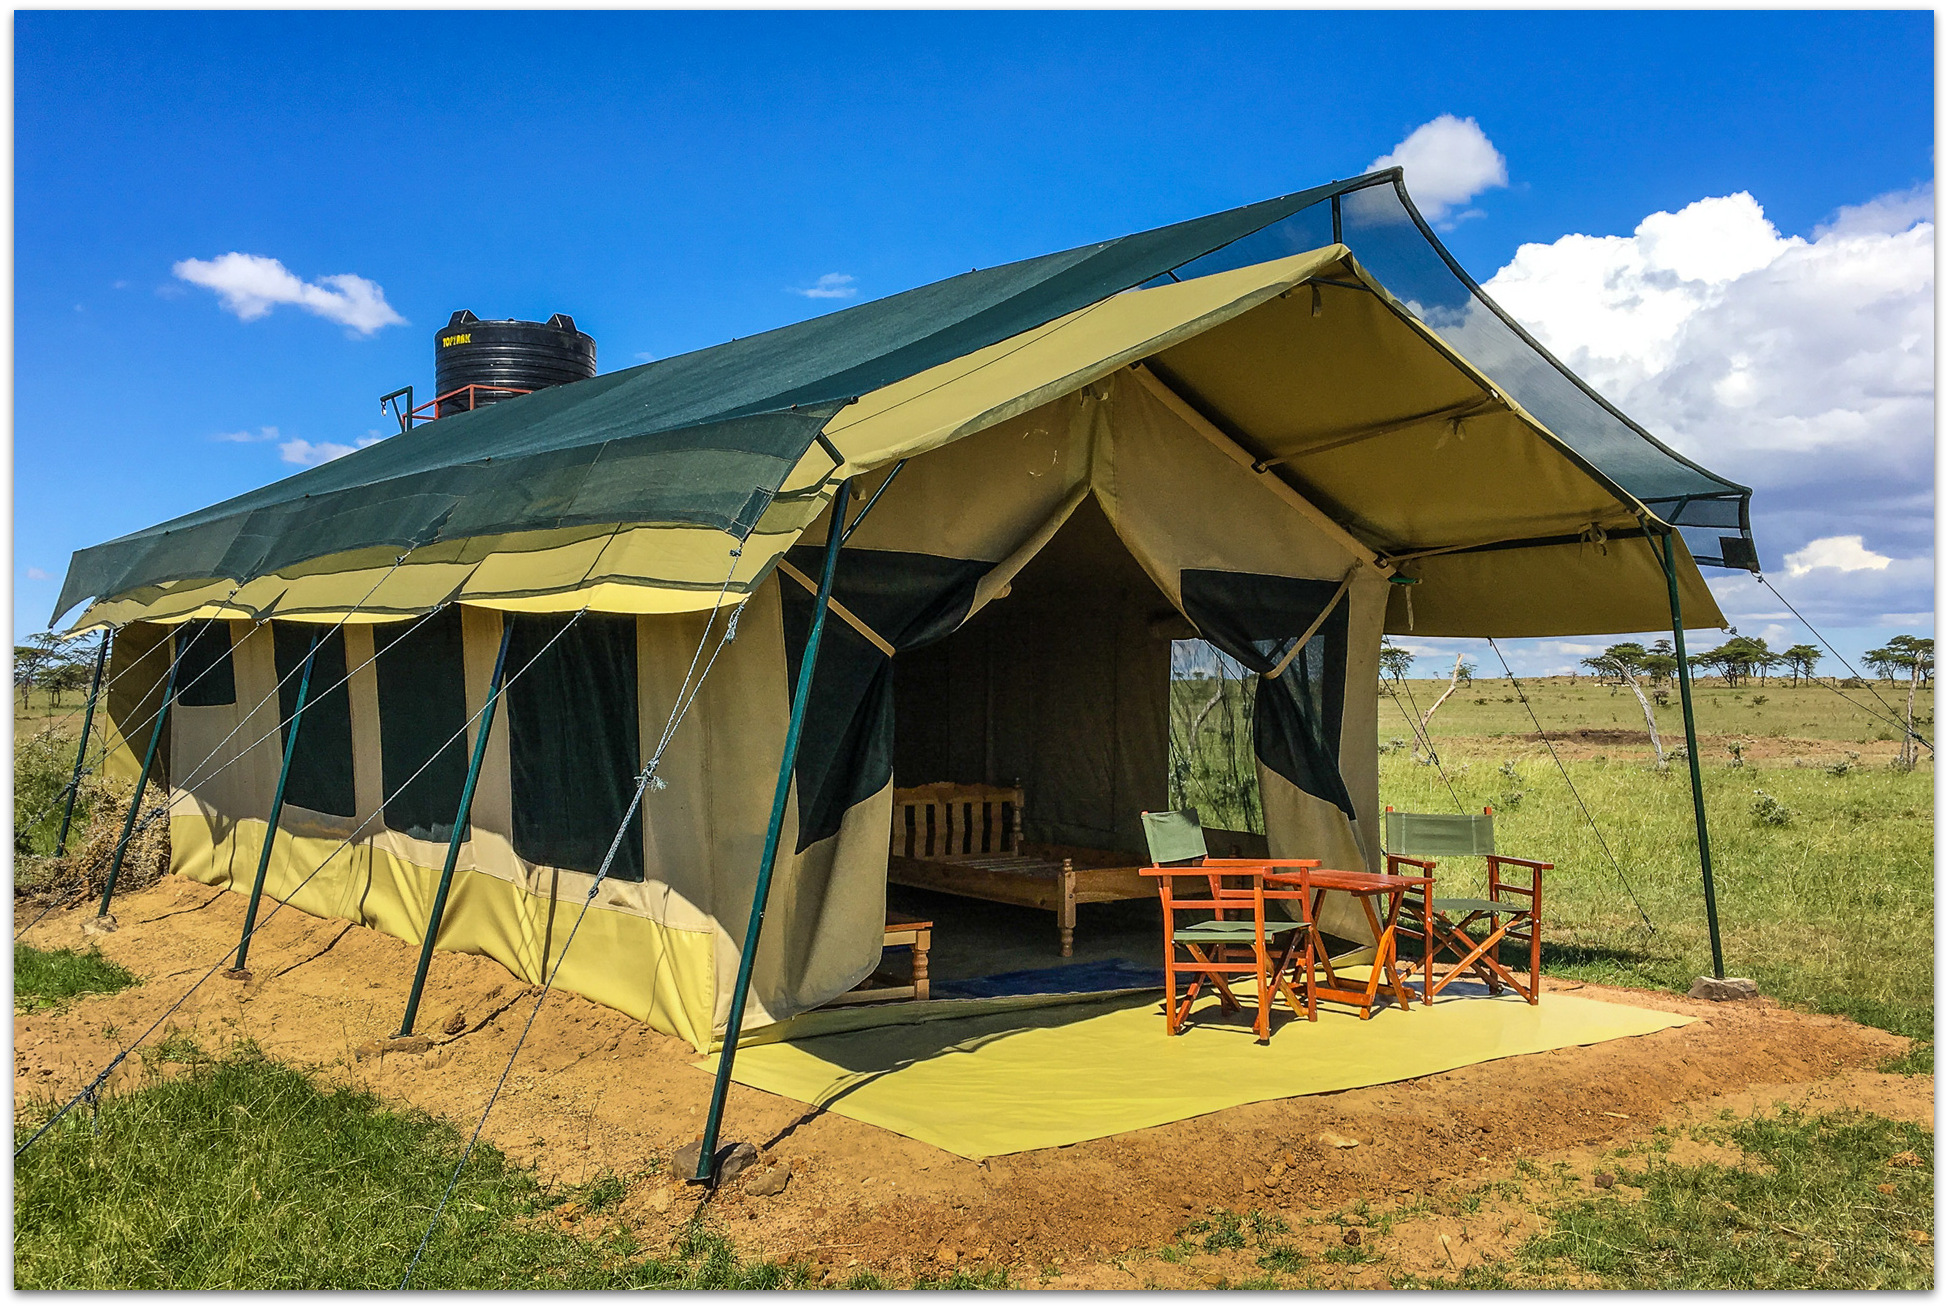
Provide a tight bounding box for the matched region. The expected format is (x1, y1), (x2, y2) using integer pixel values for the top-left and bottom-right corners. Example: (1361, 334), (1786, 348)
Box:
(272, 623), (357, 818)
(1252, 598), (1352, 820)
(174, 620), (236, 707)
(1168, 640), (1263, 835)
(375, 607), (471, 844)
(1178, 570), (1355, 821)
(506, 613), (643, 883)
(781, 544), (988, 853)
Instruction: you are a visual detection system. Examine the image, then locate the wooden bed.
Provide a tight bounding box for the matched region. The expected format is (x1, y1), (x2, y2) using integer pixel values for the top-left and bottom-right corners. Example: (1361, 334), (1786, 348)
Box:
(887, 783), (1154, 956)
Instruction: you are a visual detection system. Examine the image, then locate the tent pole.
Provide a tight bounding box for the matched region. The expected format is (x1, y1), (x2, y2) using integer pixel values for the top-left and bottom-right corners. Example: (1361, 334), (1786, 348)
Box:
(694, 476), (856, 1185)
(54, 632), (111, 857)
(230, 630), (321, 975)
(396, 615), (516, 1038)
(98, 639), (182, 917)
(1657, 531), (1726, 979)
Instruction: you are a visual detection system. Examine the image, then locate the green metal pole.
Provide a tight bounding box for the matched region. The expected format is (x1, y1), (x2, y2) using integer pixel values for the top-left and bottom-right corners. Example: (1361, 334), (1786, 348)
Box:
(230, 630), (321, 975)
(396, 615), (516, 1038)
(54, 633), (111, 857)
(97, 639), (182, 917)
(1657, 531), (1726, 980)
(694, 477), (855, 1185)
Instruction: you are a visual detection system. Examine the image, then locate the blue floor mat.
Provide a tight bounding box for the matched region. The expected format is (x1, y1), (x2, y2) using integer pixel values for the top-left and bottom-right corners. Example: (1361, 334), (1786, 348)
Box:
(935, 957), (1166, 999)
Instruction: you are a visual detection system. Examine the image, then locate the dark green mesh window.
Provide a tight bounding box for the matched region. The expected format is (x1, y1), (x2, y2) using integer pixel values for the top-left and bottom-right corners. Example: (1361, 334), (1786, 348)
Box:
(273, 623), (356, 819)
(174, 620), (235, 707)
(375, 607), (471, 844)
(506, 613), (643, 882)
(1179, 571), (1354, 821)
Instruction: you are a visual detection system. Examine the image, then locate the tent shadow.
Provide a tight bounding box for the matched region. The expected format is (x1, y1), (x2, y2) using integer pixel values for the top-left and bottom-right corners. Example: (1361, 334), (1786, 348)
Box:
(755, 990), (1163, 1150)
(754, 982), (1423, 1152)
(1539, 940), (1659, 970)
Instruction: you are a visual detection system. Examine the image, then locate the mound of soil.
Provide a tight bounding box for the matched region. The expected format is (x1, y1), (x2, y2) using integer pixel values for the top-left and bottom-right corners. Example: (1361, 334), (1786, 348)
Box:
(14, 877), (1919, 1287)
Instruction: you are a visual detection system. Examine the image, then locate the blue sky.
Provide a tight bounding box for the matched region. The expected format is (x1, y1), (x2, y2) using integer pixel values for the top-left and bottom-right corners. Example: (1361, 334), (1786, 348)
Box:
(14, 11), (1935, 676)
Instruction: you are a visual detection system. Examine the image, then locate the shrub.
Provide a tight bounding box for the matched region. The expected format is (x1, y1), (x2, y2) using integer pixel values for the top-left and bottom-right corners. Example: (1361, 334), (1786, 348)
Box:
(1750, 791), (1793, 827)
(14, 729), (82, 856)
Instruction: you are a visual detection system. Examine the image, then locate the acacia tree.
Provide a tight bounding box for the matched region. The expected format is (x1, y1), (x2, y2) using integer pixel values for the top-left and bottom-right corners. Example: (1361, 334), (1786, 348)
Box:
(45, 658), (94, 707)
(1378, 640), (1415, 682)
(1865, 636), (1935, 770)
(12, 632), (68, 704)
(1866, 635), (1934, 687)
(1781, 643), (1823, 687)
(1639, 638), (1679, 688)
(1696, 635), (1771, 687)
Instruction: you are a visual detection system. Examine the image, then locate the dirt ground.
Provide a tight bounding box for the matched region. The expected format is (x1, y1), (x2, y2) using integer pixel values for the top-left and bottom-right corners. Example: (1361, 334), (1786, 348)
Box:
(14, 876), (1925, 1288)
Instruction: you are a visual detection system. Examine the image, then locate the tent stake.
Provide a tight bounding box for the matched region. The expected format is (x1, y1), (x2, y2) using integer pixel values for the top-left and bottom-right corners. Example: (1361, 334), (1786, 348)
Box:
(1657, 532), (1726, 979)
(98, 639), (182, 917)
(396, 616), (517, 1038)
(695, 477), (856, 1185)
(230, 630), (321, 975)
(54, 633), (111, 858)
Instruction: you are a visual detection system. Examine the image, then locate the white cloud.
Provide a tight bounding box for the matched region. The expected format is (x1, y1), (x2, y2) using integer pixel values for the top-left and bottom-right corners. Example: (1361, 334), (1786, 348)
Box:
(1478, 185), (1934, 629)
(280, 435), (385, 467)
(172, 253), (407, 335)
(25, 567), (51, 582)
(212, 426), (280, 444)
(791, 273), (858, 300)
(1367, 115), (1508, 221)
(1814, 183), (1934, 239)
(1784, 535), (1893, 577)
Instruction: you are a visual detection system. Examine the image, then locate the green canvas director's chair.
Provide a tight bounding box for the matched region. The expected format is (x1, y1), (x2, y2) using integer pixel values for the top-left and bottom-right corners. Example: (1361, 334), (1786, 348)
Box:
(1139, 809), (1320, 1041)
(1384, 807), (1548, 1004)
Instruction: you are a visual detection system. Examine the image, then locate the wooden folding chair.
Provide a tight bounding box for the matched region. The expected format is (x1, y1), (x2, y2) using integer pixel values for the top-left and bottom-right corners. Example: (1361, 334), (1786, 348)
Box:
(1140, 809), (1319, 1041)
(1385, 807), (1548, 1004)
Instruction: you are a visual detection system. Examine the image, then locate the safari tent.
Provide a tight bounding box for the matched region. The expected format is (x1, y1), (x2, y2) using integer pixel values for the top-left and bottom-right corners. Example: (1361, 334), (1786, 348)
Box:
(55, 168), (1754, 1057)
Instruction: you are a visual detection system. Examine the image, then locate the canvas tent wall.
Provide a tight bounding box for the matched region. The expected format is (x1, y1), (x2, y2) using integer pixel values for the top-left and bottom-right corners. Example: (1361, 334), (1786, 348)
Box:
(60, 172), (1751, 1051)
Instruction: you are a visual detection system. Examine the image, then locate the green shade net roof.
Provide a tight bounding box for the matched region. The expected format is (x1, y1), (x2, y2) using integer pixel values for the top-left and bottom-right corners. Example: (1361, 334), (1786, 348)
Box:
(55, 170), (1753, 626)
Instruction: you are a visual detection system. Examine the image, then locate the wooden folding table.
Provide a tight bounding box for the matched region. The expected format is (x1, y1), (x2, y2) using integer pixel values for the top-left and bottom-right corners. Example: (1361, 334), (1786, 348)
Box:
(1266, 867), (1432, 1019)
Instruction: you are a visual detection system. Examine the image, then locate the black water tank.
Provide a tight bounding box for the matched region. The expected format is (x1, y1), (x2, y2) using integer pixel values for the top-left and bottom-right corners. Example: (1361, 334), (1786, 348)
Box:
(433, 311), (596, 416)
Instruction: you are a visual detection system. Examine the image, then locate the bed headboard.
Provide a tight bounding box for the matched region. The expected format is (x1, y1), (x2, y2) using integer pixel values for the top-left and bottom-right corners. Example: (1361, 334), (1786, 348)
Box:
(891, 783), (1025, 859)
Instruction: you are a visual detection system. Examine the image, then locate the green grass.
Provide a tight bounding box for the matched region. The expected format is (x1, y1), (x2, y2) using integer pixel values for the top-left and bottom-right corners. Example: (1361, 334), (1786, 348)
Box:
(13, 1045), (813, 1290)
(1525, 1109), (1933, 1289)
(15, 942), (139, 1013)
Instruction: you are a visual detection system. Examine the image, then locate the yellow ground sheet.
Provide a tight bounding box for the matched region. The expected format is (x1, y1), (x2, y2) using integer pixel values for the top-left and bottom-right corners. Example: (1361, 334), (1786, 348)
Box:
(698, 988), (1693, 1158)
